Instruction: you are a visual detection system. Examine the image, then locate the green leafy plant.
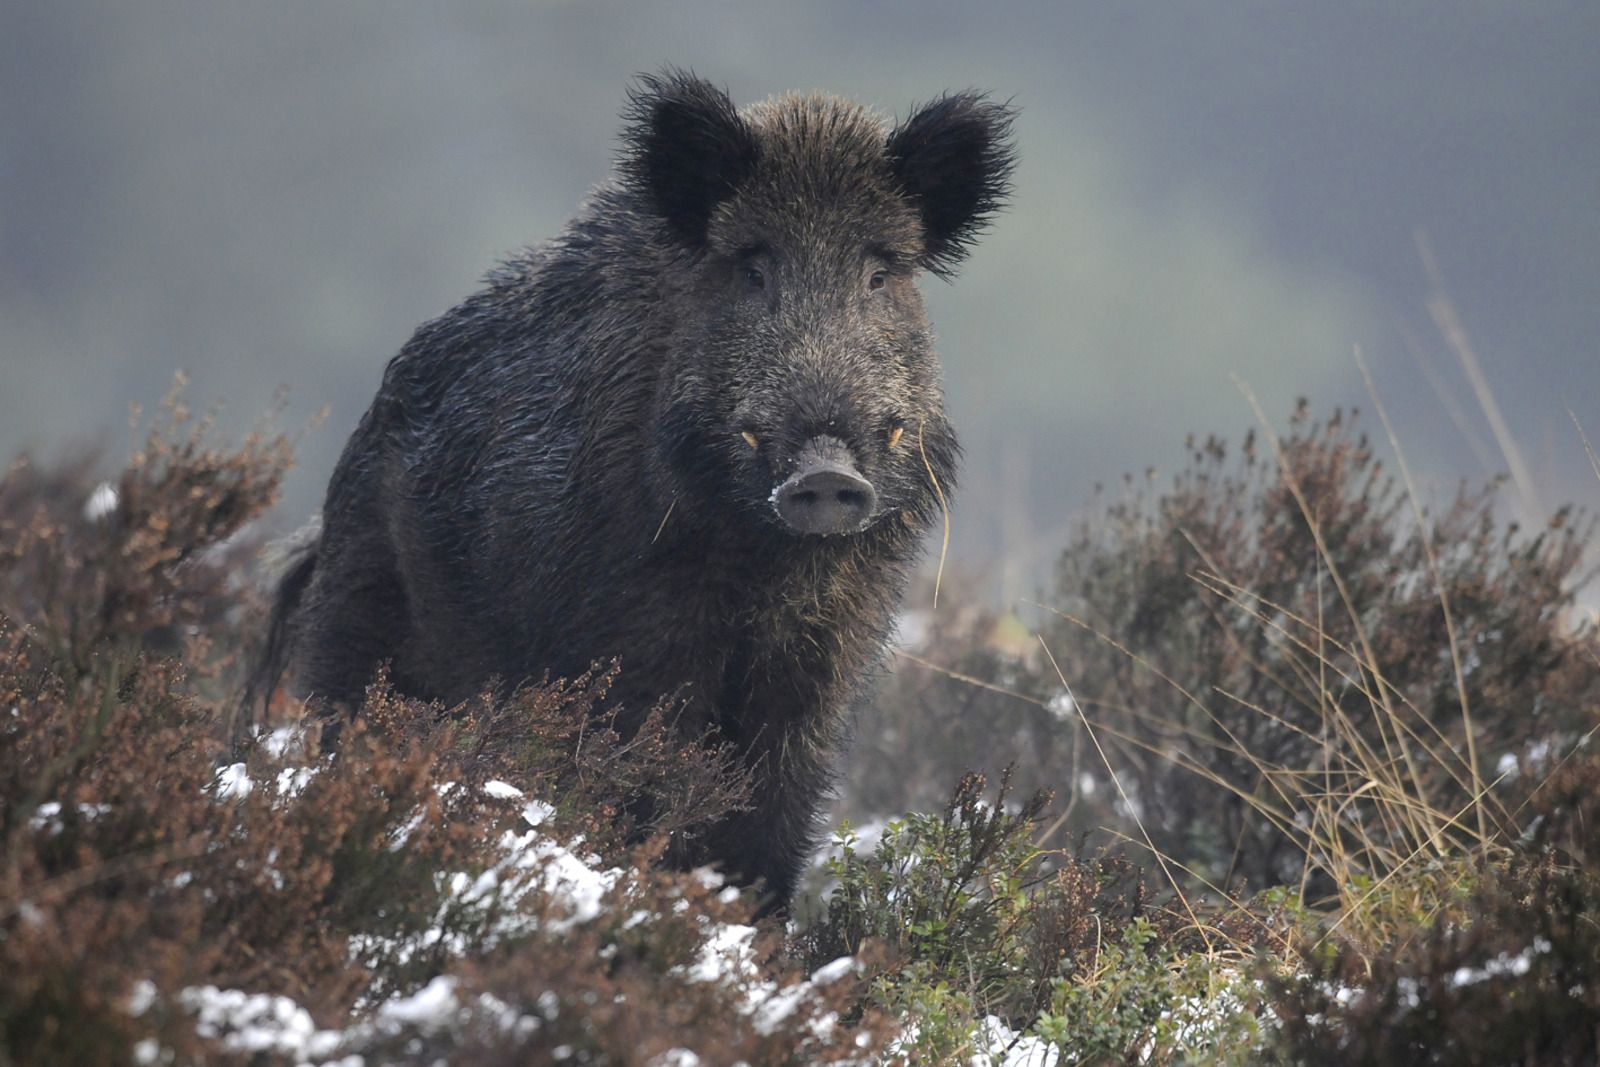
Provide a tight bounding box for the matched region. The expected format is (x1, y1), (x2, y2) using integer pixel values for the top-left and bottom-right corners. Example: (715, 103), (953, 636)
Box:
(803, 771), (1271, 1063)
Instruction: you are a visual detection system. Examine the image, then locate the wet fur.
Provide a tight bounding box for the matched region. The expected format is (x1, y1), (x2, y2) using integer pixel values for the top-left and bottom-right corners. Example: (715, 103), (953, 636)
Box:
(259, 71), (1015, 908)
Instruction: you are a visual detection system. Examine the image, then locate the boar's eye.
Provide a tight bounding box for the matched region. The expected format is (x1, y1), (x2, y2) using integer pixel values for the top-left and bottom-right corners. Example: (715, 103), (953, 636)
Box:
(744, 266), (766, 290)
(868, 269), (888, 292)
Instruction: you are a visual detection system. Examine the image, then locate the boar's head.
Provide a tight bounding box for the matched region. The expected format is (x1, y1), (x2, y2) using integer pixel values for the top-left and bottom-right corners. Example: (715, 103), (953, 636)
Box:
(623, 70), (1015, 540)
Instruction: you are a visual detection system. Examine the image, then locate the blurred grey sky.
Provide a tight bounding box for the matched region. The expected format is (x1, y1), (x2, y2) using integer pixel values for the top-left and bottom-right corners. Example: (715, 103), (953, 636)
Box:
(4, 3), (1597, 599)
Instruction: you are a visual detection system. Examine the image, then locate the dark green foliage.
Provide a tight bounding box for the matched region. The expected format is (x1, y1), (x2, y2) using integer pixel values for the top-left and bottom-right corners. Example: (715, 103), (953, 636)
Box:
(806, 770), (1069, 1007)
(1035, 919), (1263, 1066)
(803, 771), (1270, 1062)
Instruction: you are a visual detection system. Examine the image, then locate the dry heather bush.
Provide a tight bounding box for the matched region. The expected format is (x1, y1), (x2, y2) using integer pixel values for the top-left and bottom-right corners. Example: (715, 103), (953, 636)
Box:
(1042, 402), (1600, 894)
(412, 666), (750, 858)
(0, 404), (893, 1065)
(15, 388), (1588, 1062)
(369, 867), (891, 1067)
(0, 389), (290, 707)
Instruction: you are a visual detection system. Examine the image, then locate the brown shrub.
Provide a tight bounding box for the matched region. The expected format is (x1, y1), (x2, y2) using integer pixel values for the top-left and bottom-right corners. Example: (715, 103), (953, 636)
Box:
(1042, 403), (1599, 892)
(0, 401), (889, 1064)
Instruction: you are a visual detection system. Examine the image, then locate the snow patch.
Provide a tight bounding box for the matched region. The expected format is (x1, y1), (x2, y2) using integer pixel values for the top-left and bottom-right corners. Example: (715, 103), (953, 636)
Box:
(84, 481), (119, 522)
(648, 1049), (703, 1067)
(178, 985), (345, 1061)
(686, 923), (758, 984)
(891, 609), (931, 651)
(1046, 690), (1077, 720)
(213, 762), (253, 800)
(127, 980), (159, 1017)
(275, 766), (315, 798)
(257, 725), (302, 759)
(1449, 937), (1550, 988)
(29, 800), (111, 833)
(374, 975), (460, 1034)
(968, 1014), (1060, 1066)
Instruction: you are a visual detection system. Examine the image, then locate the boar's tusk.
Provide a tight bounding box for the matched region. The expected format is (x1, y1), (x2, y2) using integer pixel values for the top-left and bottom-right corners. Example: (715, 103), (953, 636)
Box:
(741, 431), (760, 450)
(887, 425), (905, 450)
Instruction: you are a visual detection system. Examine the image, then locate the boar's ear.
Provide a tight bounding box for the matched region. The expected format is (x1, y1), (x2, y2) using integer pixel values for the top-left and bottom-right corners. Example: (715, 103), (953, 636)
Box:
(887, 92), (1018, 278)
(622, 70), (760, 248)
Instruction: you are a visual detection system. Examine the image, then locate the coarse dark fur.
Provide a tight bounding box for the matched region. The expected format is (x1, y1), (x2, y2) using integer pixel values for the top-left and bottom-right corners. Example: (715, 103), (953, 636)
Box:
(254, 70), (1016, 910)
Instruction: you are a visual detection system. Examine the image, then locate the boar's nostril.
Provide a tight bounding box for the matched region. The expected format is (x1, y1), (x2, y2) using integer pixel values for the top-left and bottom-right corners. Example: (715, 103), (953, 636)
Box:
(774, 459), (878, 536)
(834, 484), (872, 510)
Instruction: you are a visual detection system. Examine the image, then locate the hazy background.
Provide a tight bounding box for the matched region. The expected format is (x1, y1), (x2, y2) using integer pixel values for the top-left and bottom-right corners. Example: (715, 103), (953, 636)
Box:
(4, 3), (1597, 602)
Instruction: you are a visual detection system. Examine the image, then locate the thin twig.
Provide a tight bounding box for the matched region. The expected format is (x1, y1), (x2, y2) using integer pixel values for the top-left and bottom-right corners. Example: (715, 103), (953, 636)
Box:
(1354, 344), (1487, 841)
(651, 495), (678, 544)
(1415, 229), (1541, 520)
(1036, 635), (1214, 953)
(918, 419), (951, 609)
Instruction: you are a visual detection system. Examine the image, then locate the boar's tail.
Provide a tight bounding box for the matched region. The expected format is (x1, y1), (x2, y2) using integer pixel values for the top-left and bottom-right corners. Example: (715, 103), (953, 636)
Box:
(240, 516), (321, 733)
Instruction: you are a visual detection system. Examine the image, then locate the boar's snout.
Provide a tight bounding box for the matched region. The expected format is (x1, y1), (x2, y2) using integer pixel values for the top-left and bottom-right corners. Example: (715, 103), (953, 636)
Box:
(773, 436), (877, 536)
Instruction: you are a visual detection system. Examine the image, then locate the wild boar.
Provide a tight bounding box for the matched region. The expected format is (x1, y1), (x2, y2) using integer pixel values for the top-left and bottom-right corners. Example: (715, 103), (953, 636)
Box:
(257, 70), (1015, 909)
